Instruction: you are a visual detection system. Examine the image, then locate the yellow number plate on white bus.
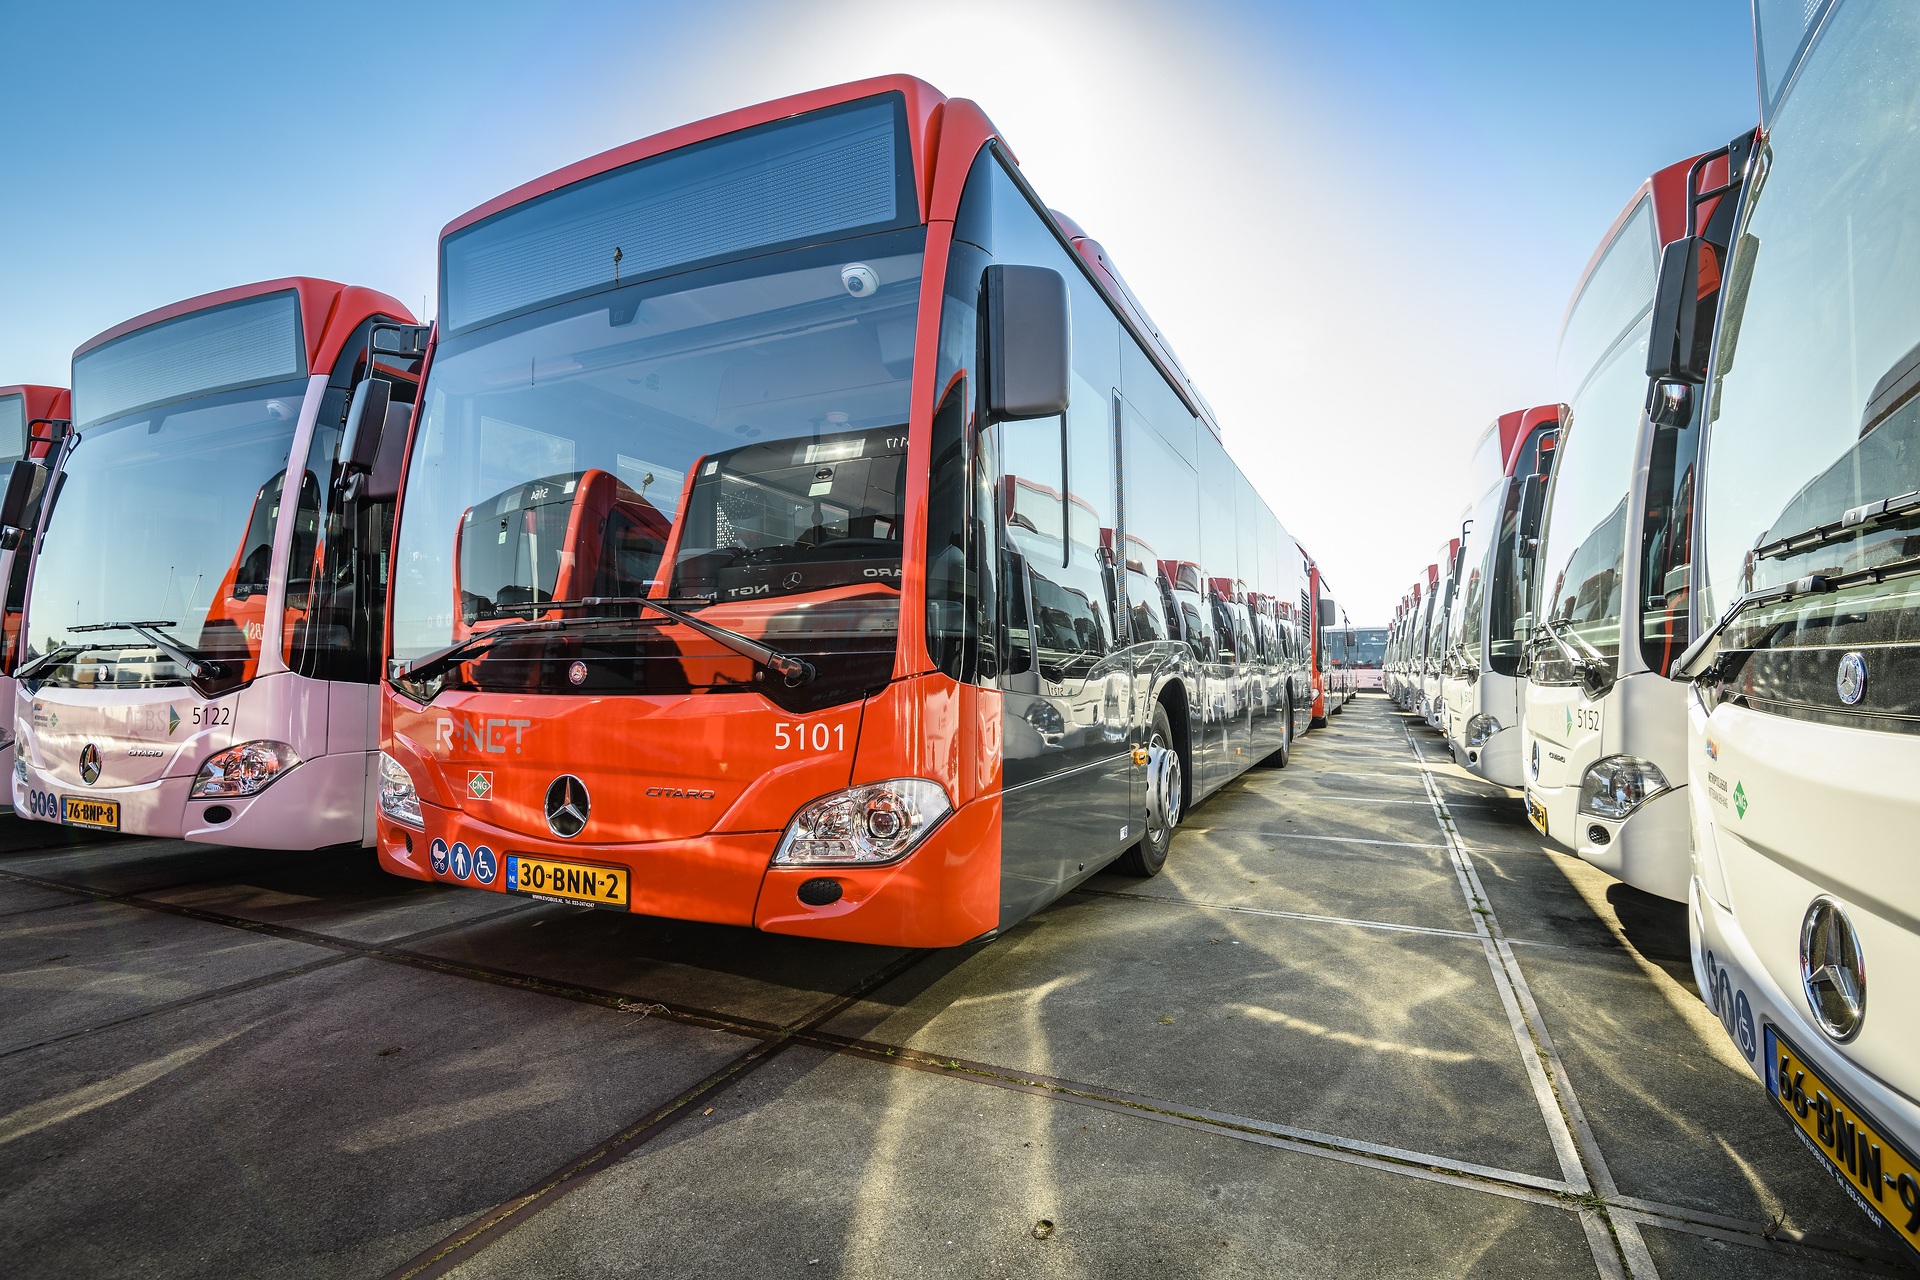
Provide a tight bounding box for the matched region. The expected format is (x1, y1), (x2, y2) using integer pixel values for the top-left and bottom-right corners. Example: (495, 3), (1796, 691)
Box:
(1767, 1025), (1920, 1261)
(62, 796), (120, 830)
(1524, 792), (1548, 835)
(505, 855), (629, 909)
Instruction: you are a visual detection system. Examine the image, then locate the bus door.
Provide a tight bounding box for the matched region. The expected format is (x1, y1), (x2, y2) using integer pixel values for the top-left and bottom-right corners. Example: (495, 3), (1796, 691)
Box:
(995, 409), (1130, 920)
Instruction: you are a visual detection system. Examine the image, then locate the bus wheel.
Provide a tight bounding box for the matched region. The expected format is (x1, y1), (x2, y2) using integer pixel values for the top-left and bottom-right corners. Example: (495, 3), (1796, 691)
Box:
(1259, 695), (1291, 768)
(1118, 704), (1181, 877)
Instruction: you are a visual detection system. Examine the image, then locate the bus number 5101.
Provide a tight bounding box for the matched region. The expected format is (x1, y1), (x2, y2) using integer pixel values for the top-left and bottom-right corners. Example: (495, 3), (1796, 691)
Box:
(775, 722), (845, 752)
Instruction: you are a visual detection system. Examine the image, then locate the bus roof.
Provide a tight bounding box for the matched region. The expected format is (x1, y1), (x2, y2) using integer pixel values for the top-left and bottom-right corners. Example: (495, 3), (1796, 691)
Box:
(436, 74), (1221, 442)
(1556, 148), (1731, 351)
(1499, 402), (1563, 476)
(0, 385), (70, 427)
(73, 277), (415, 378)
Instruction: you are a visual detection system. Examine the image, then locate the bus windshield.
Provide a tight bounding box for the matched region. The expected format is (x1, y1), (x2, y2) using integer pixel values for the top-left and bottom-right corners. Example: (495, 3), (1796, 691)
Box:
(1352, 628), (1387, 667)
(391, 229), (925, 699)
(1702, 0), (1920, 663)
(23, 380), (308, 687)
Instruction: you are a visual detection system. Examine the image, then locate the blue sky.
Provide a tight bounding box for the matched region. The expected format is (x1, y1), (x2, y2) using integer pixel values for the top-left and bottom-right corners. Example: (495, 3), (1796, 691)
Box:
(0, 0), (1756, 620)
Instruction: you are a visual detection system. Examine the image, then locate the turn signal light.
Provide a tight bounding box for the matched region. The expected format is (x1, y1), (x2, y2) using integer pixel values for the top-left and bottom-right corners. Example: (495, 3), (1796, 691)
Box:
(773, 779), (952, 866)
(190, 740), (300, 799)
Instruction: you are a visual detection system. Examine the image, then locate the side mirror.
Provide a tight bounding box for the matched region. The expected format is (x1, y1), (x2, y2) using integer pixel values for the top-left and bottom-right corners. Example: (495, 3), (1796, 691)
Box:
(984, 265), (1070, 421)
(0, 459), (51, 547)
(340, 378), (392, 482)
(1517, 473), (1547, 541)
(1647, 235), (1715, 384)
(362, 401), (415, 503)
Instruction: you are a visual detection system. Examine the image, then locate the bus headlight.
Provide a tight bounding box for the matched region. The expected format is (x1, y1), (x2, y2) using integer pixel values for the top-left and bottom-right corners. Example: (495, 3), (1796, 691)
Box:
(1465, 713), (1501, 747)
(1578, 755), (1669, 820)
(377, 751), (423, 829)
(773, 779), (953, 866)
(190, 740), (301, 798)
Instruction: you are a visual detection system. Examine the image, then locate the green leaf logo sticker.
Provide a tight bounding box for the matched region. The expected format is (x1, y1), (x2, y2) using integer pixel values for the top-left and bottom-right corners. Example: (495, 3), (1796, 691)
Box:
(1564, 706), (1574, 737)
(167, 705), (181, 736)
(1733, 781), (1748, 819)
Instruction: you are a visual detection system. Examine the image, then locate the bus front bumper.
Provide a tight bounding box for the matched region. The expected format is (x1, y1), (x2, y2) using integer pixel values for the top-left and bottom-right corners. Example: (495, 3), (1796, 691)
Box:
(1574, 784), (1689, 902)
(13, 751), (369, 848)
(1692, 876), (1920, 1242)
(378, 791), (1002, 949)
(1458, 723), (1524, 788)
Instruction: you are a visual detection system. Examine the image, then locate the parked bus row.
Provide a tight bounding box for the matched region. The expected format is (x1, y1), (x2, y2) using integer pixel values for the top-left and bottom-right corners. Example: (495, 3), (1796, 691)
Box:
(0, 75), (1363, 953)
(1387, 1), (1920, 1259)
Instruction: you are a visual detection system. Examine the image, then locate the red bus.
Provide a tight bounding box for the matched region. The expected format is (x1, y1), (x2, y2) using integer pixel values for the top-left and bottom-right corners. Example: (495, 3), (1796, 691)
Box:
(0, 384), (70, 795)
(371, 76), (1316, 946)
(12, 281), (421, 845)
(1301, 552), (1349, 724)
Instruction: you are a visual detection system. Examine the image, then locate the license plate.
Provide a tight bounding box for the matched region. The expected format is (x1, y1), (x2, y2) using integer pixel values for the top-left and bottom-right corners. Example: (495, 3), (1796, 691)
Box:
(62, 796), (120, 830)
(505, 854), (629, 909)
(1525, 792), (1548, 835)
(1766, 1025), (1920, 1260)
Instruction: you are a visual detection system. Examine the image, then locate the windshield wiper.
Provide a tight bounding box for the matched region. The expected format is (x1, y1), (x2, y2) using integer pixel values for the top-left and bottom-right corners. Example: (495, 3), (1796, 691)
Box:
(398, 596), (815, 686)
(16, 619), (229, 692)
(67, 620), (228, 679)
(1677, 538), (1920, 679)
(1752, 489), (1920, 564)
(1532, 617), (1612, 696)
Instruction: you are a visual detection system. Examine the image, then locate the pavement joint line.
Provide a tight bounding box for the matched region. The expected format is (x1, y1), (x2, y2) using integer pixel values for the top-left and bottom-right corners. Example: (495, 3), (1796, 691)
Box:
(1068, 884), (1597, 953)
(0, 865), (790, 1039)
(1179, 827), (1448, 849)
(382, 945), (937, 1280)
(0, 899), (541, 1060)
(1240, 790), (1517, 812)
(1611, 1206), (1920, 1275)
(0, 896), (92, 921)
(1403, 723), (1658, 1280)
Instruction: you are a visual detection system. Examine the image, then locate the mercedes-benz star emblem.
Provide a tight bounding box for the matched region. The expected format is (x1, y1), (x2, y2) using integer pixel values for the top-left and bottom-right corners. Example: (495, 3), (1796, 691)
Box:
(1836, 651), (1867, 706)
(782, 571), (804, 590)
(79, 743), (101, 786)
(1801, 896), (1866, 1043)
(1530, 740), (1540, 780)
(544, 775), (590, 839)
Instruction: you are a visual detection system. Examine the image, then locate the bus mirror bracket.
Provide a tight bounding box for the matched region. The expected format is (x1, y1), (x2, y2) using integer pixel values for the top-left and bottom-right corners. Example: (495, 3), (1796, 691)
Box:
(984, 264), (1071, 421)
(340, 378), (392, 496)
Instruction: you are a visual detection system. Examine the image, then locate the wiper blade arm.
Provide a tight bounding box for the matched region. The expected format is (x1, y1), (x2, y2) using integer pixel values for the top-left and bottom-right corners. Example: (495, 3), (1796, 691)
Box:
(394, 617), (570, 683)
(1753, 489), (1920, 563)
(1675, 573), (1839, 678)
(68, 619), (226, 680)
(403, 596), (816, 686)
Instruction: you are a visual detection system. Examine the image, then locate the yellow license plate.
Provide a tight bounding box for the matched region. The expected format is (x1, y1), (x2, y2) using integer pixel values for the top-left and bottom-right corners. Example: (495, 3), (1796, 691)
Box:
(62, 796), (120, 830)
(506, 854), (629, 909)
(1525, 792), (1548, 835)
(1768, 1025), (1920, 1259)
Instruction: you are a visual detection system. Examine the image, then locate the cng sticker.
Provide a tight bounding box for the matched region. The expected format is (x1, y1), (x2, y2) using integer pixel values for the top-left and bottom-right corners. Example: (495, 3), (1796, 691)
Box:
(1734, 781), (1748, 818)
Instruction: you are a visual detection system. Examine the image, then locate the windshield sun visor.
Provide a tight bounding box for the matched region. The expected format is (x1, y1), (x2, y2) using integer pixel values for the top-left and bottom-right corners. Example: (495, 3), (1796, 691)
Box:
(72, 291), (306, 427)
(442, 94), (918, 335)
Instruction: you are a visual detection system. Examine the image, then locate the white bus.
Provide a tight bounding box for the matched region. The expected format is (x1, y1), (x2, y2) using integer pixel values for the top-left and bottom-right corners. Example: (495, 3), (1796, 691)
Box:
(1682, 0), (1920, 1257)
(1441, 405), (1558, 784)
(1521, 133), (1752, 902)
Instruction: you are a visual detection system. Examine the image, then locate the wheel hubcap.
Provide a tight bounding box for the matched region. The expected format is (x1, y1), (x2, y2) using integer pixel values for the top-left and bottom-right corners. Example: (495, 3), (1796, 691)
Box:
(1146, 732), (1181, 839)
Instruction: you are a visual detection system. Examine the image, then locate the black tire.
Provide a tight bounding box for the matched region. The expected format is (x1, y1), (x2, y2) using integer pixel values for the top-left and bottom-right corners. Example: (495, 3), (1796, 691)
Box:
(1258, 694), (1292, 768)
(1116, 702), (1182, 877)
